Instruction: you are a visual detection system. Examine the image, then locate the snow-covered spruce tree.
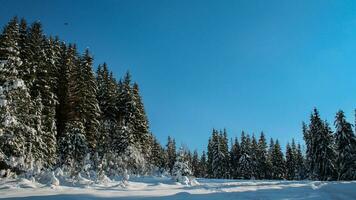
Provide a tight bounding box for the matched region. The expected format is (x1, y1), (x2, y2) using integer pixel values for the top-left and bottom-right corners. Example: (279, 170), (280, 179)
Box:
(55, 42), (70, 142)
(256, 132), (268, 179)
(116, 71), (148, 173)
(25, 22), (57, 168)
(239, 131), (252, 179)
(221, 129), (230, 178)
(166, 136), (176, 173)
(230, 137), (241, 179)
(304, 109), (335, 180)
(132, 83), (152, 162)
(60, 120), (88, 176)
(206, 135), (213, 177)
(210, 129), (229, 178)
(295, 143), (306, 180)
(0, 17), (38, 172)
(265, 138), (274, 179)
(285, 143), (295, 180)
(96, 63), (119, 156)
(250, 134), (258, 179)
(150, 135), (166, 171)
(191, 150), (199, 177)
(199, 151), (208, 178)
(270, 140), (285, 179)
(79, 49), (100, 151)
(172, 146), (192, 182)
(62, 47), (100, 153)
(317, 121), (336, 180)
(334, 110), (356, 180)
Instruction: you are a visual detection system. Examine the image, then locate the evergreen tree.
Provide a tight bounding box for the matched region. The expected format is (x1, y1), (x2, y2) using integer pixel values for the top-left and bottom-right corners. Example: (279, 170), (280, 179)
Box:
(55, 42), (70, 142)
(60, 121), (88, 176)
(116, 72), (145, 162)
(172, 146), (192, 180)
(150, 136), (165, 170)
(285, 143), (295, 180)
(256, 132), (268, 179)
(191, 150), (199, 177)
(0, 17), (37, 171)
(230, 137), (241, 179)
(166, 136), (176, 173)
(96, 63), (119, 155)
(199, 151), (208, 178)
(210, 129), (229, 178)
(265, 138), (274, 179)
(250, 134), (258, 179)
(295, 143), (306, 180)
(304, 109), (335, 180)
(132, 83), (151, 162)
(79, 49), (100, 151)
(334, 110), (356, 180)
(239, 131), (252, 179)
(270, 140), (284, 179)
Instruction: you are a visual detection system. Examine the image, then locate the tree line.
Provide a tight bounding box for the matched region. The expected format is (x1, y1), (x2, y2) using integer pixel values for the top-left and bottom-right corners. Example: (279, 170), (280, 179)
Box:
(168, 109), (356, 181)
(0, 17), (356, 181)
(0, 17), (164, 178)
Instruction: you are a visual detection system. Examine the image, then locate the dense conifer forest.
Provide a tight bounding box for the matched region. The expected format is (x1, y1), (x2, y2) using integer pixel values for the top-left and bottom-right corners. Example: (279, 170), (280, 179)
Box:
(1, 17), (356, 181)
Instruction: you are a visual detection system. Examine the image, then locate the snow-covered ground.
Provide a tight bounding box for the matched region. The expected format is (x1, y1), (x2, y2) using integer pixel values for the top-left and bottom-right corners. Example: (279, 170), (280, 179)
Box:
(1, 177), (356, 199)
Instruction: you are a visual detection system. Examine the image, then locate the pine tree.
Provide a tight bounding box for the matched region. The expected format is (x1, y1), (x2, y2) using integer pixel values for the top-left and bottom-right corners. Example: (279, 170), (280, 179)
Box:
(285, 143), (295, 180)
(96, 63), (119, 155)
(270, 140), (284, 179)
(295, 143), (306, 180)
(79, 49), (100, 151)
(334, 110), (356, 180)
(150, 136), (165, 170)
(166, 136), (176, 173)
(265, 138), (274, 179)
(132, 83), (151, 162)
(191, 150), (199, 177)
(0, 17), (37, 171)
(60, 121), (88, 176)
(250, 134), (259, 179)
(230, 137), (241, 179)
(210, 129), (229, 178)
(207, 134), (213, 177)
(221, 129), (230, 178)
(256, 132), (268, 179)
(172, 146), (192, 180)
(239, 131), (252, 179)
(199, 151), (208, 178)
(55, 42), (70, 142)
(304, 109), (335, 180)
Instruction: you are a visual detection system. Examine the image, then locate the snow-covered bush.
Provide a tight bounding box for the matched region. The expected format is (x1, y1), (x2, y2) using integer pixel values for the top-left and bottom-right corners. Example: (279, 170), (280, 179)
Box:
(172, 147), (192, 184)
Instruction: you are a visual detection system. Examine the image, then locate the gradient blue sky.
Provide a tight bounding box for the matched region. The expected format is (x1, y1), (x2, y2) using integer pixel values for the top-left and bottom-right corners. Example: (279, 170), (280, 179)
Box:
(1, 0), (356, 152)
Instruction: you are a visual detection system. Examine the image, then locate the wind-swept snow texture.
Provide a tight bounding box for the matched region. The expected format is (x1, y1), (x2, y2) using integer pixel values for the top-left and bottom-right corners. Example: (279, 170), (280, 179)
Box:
(1, 177), (356, 199)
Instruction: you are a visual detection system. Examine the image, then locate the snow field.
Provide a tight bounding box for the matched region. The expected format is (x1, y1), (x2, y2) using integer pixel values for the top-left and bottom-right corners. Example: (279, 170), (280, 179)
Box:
(1, 177), (356, 199)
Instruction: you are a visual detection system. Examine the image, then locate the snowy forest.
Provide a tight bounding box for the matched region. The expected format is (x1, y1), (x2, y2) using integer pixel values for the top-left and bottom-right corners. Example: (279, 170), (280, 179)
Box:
(1, 17), (356, 184)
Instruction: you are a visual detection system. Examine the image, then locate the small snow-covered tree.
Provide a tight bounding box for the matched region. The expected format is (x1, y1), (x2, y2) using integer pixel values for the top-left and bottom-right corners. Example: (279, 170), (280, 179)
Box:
(59, 121), (88, 176)
(119, 145), (147, 175)
(172, 147), (192, 180)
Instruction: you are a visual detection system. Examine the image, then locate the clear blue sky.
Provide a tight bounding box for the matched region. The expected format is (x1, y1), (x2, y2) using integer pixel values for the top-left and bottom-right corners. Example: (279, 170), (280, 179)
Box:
(1, 0), (356, 152)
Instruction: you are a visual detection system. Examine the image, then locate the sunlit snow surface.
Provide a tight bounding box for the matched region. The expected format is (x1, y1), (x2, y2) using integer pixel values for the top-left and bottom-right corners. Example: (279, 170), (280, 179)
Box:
(1, 177), (356, 199)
